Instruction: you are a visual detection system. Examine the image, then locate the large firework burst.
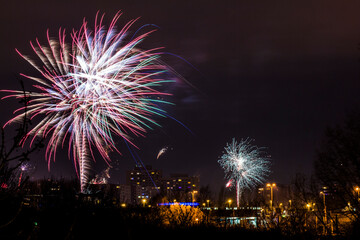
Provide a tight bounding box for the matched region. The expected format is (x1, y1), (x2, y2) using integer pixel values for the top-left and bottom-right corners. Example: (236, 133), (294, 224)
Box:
(218, 138), (270, 207)
(2, 12), (175, 192)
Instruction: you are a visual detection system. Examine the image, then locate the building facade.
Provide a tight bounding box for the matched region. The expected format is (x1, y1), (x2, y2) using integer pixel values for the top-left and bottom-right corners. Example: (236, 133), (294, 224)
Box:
(162, 174), (200, 202)
(126, 165), (162, 204)
(125, 165), (200, 205)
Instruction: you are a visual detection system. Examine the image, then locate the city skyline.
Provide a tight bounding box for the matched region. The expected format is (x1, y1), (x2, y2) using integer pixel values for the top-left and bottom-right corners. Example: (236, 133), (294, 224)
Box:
(19, 164), (288, 208)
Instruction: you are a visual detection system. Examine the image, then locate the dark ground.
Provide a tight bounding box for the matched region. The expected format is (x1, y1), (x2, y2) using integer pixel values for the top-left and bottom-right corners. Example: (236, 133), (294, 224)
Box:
(0, 198), (350, 240)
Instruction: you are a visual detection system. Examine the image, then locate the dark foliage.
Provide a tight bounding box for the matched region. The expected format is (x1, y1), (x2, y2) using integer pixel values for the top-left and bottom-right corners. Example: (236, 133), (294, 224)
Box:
(315, 110), (360, 220)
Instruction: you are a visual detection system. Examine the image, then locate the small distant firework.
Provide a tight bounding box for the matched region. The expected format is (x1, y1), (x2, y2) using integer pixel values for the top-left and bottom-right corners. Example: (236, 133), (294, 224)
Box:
(2, 12), (177, 193)
(156, 146), (169, 159)
(218, 138), (270, 207)
(90, 166), (111, 185)
(18, 162), (35, 187)
(225, 179), (233, 188)
(20, 162), (30, 172)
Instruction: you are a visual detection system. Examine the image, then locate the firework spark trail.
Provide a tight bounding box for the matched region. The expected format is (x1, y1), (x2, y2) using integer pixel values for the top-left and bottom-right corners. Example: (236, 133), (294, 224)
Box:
(2, 11), (176, 193)
(18, 162), (32, 187)
(124, 138), (159, 191)
(218, 138), (270, 207)
(156, 147), (168, 159)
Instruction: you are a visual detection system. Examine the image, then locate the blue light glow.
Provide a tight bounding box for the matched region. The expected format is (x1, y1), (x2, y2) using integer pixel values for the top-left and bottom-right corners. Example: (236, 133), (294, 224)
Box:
(158, 202), (199, 206)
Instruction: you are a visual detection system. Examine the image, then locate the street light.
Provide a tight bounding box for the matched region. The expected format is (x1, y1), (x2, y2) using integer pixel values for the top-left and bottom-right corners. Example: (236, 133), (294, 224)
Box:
(305, 203), (311, 227)
(355, 186), (360, 202)
(320, 191), (327, 234)
(267, 183), (276, 210)
(191, 190), (198, 204)
(306, 203), (311, 211)
(142, 198), (147, 207)
(320, 191), (327, 223)
(228, 199), (232, 208)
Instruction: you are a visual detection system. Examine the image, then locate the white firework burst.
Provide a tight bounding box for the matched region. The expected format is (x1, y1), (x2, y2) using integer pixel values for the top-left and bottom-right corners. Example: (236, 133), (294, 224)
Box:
(218, 138), (271, 207)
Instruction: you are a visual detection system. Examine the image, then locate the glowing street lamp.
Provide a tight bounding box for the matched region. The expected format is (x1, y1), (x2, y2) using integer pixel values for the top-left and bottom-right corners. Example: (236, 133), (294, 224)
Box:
(228, 199), (232, 208)
(320, 190), (327, 234)
(305, 203), (311, 227)
(320, 191), (327, 223)
(267, 183), (276, 210)
(355, 186), (360, 201)
(142, 198), (147, 207)
(306, 203), (311, 211)
(191, 190), (198, 204)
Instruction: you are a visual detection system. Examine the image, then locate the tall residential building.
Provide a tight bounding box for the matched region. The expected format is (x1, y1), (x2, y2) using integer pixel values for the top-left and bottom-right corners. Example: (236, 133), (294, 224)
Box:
(126, 165), (162, 204)
(162, 174), (200, 202)
(125, 165), (200, 205)
(163, 173), (199, 192)
(118, 184), (131, 204)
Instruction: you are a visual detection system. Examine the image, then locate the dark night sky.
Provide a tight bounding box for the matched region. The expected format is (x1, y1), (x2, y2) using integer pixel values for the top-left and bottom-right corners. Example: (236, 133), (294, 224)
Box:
(1, 0), (360, 193)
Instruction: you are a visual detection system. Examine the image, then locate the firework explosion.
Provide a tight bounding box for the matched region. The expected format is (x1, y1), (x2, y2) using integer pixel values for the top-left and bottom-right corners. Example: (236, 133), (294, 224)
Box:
(2, 12), (176, 193)
(218, 138), (270, 207)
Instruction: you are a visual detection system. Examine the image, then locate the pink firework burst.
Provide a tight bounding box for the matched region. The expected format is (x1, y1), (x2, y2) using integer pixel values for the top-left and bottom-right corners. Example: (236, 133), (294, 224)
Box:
(2, 11), (176, 193)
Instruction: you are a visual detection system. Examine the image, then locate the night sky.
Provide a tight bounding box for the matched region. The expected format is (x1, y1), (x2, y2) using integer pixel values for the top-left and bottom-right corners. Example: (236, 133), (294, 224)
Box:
(1, 0), (360, 193)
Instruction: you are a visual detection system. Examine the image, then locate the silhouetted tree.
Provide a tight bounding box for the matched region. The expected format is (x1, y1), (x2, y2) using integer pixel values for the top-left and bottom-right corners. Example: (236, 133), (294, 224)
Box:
(315, 110), (360, 236)
(0, 83), (43, 229)
(197, 185), (212, 205)
(217, 186), (226, 208)
(0, 82), (43, 192)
